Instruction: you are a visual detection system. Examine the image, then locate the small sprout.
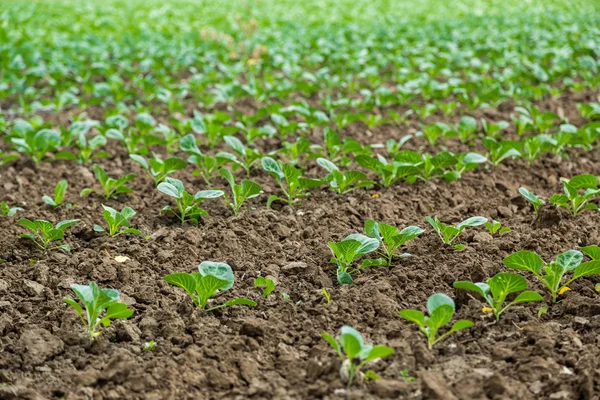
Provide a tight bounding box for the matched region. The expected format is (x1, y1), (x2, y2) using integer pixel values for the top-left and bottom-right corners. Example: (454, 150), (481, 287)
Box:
(399, 369), (417, 382)
(64, 282), (134, 340)
(261, 156), (323, 207)
(425, 216), (488, 249)
(163, 261), (256, 311)
(81, 164), (136, 200)
(537, 304), (549, 318)
(503, 249), (600, 302)
(399, 293), (473, 349)
(328, 234), (380, 284)
(1, 202), (23, 217)
(322, 288), (331, 305)
(93, 205), (142, 237)
(364, 220), (423, 266)
(485, 220), (511, 236)
(157, 177), (223, 224)
(254, 276), (275, 297)
(143, 340), (156, 351)
(130, 153), (187, 186)
(519, 187), (545, 216)
(322, 325), (394, 387)
(42, 180), (68, 208)
(18, 218), (79, 252)
(453, 272), (542, 320)
(549, 174), (600, 216)
(219, 168), (262, 216)
(595, 283), (600, 293)
(317, 158), (375, 194)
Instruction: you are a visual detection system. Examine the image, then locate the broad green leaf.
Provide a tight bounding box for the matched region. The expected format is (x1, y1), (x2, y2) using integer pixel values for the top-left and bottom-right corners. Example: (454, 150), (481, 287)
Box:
(363, 345), (395, 363)
(163, 273), (197, 296)
(427, 293), (455, 314)
(448, 319), (474, 333)
(427, 304), (454, 329)
(157, 182), (180, 198)
(100, 303), (133, 327)
(512, 291), (543, 303)
(581, 245), (600, 260)
(503, 250), (544, 275)
(198, 261), (234, 290)
(398, 309), (425, 327)
(572, 261), (600, 280)
(556, 250), (583, 271)
(456, 216), (488, 229)
(321, 333), (342, 357)
(488, 272), (527, 300)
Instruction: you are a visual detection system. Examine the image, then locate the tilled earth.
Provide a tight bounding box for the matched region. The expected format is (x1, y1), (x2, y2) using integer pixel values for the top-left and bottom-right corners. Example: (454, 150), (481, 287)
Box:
(1, 92), (600, 399)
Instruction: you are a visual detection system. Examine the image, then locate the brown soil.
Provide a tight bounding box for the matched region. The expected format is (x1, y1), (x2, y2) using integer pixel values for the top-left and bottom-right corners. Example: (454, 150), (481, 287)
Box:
(1, 92), (600, 400)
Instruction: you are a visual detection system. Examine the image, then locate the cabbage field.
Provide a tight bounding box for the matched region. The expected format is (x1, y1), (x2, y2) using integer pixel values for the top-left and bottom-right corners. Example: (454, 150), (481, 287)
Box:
(1, 0), (600, 398)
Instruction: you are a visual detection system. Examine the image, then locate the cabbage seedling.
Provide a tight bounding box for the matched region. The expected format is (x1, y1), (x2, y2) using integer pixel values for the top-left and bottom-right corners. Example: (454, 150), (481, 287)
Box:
(18, 218), (79, 252)
(80, 164), (136, 200)
(163, 261), (256, 311)
(93, 205), (141, 237)
(157, 177), (224, 224)
(1, 202), (22, 217)
(10, 128), (61, 163)
(485, 220), (511, 236)
(317, 158), (374, 194)
(261, 156), (323, 206)
(224, 135), (261, 176)
(130, 153), (187, 185)
(425, 216), (487, 249)
(519, 187), (545, 216)
(219, 168), (262, 216)
(42, 180), (68, 208)
(454, 272), (542, 320)
(328, 234), (379, 284)
(321, 325), (394, 387)
(364, 220), (423, 266)
(549, 174), (599, 216)
(399, 293), (473, 349)
(503, 249), (600, 302)
(254, 276), (275, 297)
(180, 134), (235, 185)
(64, 282), (134, 340)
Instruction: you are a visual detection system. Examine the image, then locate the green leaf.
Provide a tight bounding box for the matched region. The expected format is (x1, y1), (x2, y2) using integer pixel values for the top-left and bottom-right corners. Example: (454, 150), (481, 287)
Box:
(64, 297), (83, 318)
(447, 319), (474, 333)
(398, 309), (425, 327)
(56, 219), (80, 230)
(503, 250), (544, 275)
(339, 326), (364, 359)
(157, 181), (181, 198)
(427, 304), (454, 330)
(321, 332), (342, 357)
(572, 261), (600, 280)
(218, 298), (256, 308)
(556, 250), (583, 271)
(453, 281), (490, 300)
(100, 303), (134, 327)
(456, 216), (488, 229)
(488, 272), (528, 300)
(581, 245), (600, 260)
(427, 293), (455, 314)
(196, 274), (231, 307)
(198, 261), (235, 291)
(363, 345), (394, 363)
(512, 291), (543, 303)
(261, 157), (284, 179)
(337, 270), (353, 285)
(163, 273), (197, 297)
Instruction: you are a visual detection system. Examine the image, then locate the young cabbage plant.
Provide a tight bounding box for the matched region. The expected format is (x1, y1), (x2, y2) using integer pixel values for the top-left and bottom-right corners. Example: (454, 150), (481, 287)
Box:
(64, 282), (134, 340)
(223, 135), (261, 176)
(163, 261), (256, 311)
(317, 158), (374, 194)
(157, 177), (224, 224)
(399, 293), (473, 350)
(254, 276), (276, 297)
(80, 164), (136, 200)
(55, 131), (108, 164)
(93, 205), (141, 237)
(482, 137), (521, 165)
(1, 202), (23, 217)
(322, 326), (394, 387)
(454, 272), (542, 320)
(42, 180), (68, 208)
(130, 153), (187, 185)
(18, 218), (79, 252)
(328, 234), (380, 284)
(485, 220), (511, 236)
(519, 187), (545, 216)
(10, 129), (61, 163)
(179, 134), (235, 185)
(261, 156), (323, 207)
(425, 216), (488, 250)
(219, 168), (262, 216)
(503, 249), (600, 302)
(549, 174), (599, 216)
(355, 154), (419, 187)
(364, 220), (424, 266)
